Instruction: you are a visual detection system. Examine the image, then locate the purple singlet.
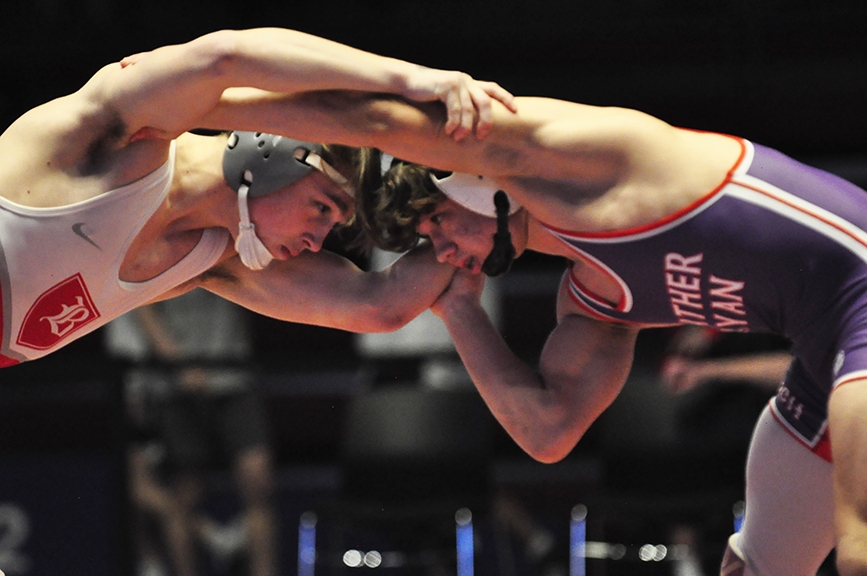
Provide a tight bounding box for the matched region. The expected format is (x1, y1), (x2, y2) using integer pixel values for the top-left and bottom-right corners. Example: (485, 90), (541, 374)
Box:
(543, 137), (867, 460)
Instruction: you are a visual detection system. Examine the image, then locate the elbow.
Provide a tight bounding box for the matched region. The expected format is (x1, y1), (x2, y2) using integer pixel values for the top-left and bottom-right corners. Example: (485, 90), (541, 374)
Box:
(355, 302), (416, 333)
(523, 437), (577, 465)
(184, 29), (249, 79)
(304, 92), (403, 141)
(519, 431), (578, 464)
(516, 412), (586, 464)
(342, 97), (406, 140)
(374, 308), (416, 333)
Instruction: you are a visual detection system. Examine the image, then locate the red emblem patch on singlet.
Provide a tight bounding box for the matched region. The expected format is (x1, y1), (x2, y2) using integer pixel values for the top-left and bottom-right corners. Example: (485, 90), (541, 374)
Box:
(16, 273), (101, 350)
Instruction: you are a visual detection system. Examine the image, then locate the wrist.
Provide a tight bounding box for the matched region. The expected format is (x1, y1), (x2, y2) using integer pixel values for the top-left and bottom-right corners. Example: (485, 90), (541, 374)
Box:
(435, 292), (484, 322)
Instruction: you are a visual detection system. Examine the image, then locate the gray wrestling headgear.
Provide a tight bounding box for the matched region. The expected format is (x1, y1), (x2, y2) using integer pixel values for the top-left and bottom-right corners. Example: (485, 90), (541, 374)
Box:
(224, 132), (322, 197)
(222, 132), (354, 271)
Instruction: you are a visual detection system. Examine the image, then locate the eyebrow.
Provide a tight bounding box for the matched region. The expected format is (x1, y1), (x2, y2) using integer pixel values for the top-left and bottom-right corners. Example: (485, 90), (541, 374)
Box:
(324, 189), (351, 217)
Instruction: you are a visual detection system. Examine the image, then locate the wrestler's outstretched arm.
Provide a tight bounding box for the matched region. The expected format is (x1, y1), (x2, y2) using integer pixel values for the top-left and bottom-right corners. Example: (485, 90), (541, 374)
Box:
(197, 243), (455, 334)
(431, 269), (638, 463)
(216, 91), (741, 228)
(104, 28), (514, 141)
(2, 28), (514, 164)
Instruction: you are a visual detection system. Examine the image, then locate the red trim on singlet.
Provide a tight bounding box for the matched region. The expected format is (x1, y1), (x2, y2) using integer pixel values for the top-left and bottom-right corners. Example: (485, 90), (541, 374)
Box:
(0, 283), (16, 367)
(568, 258), (628, 311)
(769, 400), (833, 462)
(564, 277), (674, 328)
(566, 284), (626, 323)
(833, 370), (867, 390)
(813, 434), (833, 462)
(734, 179), (867, 253)
(543, 134), (747, 240)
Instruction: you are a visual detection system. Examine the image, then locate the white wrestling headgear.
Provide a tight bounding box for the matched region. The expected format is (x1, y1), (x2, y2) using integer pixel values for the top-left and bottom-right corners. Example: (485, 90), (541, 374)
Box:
(429, 172), (520, 218)
(379, 152), (519, 217)
(378, 153), (520, 276)
(224, 132), (353, 271)
(429, 167), (520, 277)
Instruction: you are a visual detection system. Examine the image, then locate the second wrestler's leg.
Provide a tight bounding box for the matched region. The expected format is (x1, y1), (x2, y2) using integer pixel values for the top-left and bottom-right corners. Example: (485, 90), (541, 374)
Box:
(829, 380), (867, 576)
(723, 405), (835, 576)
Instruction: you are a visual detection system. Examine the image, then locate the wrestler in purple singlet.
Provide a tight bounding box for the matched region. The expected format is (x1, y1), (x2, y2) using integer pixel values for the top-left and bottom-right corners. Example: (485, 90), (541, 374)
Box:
(545, 138), (867, 457)
(542, 137), (867, 574)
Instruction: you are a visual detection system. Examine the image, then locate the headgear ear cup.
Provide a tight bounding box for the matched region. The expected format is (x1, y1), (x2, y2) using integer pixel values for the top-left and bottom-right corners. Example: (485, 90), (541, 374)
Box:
(480, 191), (517, 277)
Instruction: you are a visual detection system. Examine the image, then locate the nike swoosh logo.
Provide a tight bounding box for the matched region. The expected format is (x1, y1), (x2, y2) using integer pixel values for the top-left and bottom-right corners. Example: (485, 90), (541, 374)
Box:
(72, 222), (101, 250)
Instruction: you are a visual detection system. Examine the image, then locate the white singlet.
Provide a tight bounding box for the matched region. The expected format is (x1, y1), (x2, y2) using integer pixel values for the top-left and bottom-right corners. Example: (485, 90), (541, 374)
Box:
(0, 144), (228, 366)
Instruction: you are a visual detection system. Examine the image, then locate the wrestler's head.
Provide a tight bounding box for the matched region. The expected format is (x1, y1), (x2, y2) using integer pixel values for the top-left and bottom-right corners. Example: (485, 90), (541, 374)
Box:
(357, 153), (523, 276)
(223, 132), (375, 269)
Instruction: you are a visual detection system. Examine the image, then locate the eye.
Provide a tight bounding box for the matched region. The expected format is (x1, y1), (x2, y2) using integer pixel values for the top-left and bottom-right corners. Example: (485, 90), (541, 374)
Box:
(314, 201), (331, 215)
(430, 213), (443, 225)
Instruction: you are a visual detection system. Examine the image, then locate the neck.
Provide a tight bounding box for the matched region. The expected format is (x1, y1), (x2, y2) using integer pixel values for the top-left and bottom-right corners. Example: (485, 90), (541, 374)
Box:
(523, 213), (574, 258)
(168, 132), (237, 233)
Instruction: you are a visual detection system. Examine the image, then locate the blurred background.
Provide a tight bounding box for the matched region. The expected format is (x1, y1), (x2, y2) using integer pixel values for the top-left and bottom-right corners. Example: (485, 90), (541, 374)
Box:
(1, 1), (866, 575)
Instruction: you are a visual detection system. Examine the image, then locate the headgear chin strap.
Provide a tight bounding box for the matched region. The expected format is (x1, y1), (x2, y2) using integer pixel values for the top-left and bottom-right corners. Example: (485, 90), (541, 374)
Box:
(480, 191), (517, 277)
(234, 170), (274, 271)
(223, 131), (353, 271)
(428, 171), (519, 277)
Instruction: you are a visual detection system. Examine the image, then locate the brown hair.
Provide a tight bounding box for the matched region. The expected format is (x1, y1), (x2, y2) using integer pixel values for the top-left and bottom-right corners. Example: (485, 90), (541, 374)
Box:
(256, 143), (439, 255)
(354, 153), (447, 253)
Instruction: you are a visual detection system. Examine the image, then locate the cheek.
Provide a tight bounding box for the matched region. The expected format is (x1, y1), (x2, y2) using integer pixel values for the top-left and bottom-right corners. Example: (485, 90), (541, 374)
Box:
(456, 222), (493, 250)
(268, 211), (303, 235)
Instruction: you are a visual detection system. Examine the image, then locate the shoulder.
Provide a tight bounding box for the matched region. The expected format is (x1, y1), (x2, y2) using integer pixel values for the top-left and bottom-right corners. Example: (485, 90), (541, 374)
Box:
(0, 64), (130, 171)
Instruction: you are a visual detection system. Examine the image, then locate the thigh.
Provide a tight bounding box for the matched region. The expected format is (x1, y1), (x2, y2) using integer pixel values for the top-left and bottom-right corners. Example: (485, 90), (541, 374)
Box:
(828, 379), (867, 572)
(737, 406), (835, 576)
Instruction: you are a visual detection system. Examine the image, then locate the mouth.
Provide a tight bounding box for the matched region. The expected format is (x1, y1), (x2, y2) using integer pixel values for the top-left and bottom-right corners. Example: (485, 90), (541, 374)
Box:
(460, 256), (481, 274)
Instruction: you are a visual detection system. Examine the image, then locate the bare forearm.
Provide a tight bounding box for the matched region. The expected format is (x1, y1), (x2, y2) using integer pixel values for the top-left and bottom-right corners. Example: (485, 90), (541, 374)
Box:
(372, 245), (457, 327)
(213, 28), (422, 96)
(111, 28), (424, 138)
(437, 300), (586, 463)
(203, 248), (453, 333)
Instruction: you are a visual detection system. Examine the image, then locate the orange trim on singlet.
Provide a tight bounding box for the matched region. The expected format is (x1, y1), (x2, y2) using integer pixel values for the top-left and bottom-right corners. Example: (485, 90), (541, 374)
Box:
(543, 133), (748, 240)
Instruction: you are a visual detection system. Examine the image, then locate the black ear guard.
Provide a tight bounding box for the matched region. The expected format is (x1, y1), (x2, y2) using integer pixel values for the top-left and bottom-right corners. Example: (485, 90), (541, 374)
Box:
(481, 191), (517, 277)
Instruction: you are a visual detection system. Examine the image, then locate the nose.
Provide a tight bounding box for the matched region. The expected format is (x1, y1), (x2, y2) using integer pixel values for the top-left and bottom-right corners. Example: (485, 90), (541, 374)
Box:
(432, 237), (457, 264)
(302, 219), (336, 253)
(301, 232), (325, 253)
